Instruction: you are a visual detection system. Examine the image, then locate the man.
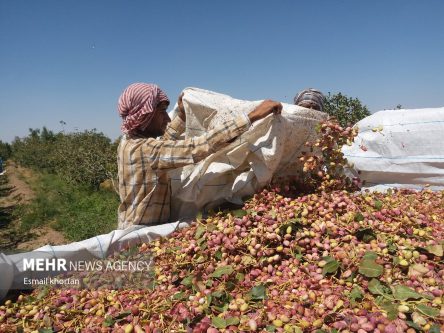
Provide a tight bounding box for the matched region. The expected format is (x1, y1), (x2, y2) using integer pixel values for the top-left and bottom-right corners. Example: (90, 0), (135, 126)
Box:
(117, 83), (282, 229)
(294, 88), (325, 112)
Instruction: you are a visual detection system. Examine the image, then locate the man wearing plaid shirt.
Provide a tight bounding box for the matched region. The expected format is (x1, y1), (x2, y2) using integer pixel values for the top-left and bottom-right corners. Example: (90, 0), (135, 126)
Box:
(117, 83), (282, 229)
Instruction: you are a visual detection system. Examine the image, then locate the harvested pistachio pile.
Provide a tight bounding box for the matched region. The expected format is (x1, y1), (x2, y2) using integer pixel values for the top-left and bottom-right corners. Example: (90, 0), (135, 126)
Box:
(1, 120), (443, 333)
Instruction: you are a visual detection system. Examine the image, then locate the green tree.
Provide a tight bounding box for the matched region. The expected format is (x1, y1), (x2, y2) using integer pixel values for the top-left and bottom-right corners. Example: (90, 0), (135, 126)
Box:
(11, 127), (118, 190)
(323, 92), (370, 127)
(51, 130), (117, 189)
(0, 140), (12, 160)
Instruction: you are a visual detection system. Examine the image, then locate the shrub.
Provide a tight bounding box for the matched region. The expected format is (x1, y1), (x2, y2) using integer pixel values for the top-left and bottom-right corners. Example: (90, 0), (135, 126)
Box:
(323, 92), (370, 127)
(11, 128), (118, 189)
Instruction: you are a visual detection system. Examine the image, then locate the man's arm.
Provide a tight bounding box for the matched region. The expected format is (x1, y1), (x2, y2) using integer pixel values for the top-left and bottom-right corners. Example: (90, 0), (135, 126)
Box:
(162, 115), (185, 140)
(162, 93), (186, 141)
(134, 99), (282, 170)
(137, 115), (250, 170)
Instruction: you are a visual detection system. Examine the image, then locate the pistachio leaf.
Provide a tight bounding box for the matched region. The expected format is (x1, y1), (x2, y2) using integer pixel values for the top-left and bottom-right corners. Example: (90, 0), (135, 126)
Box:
(416, 304), (440, 318)
(392, 285), (428, 301)
(425, 244), (443, 257)
(379, 300), (398, 320)
(195, 225), (206, 239)
(349, 286), (364, 304)
(374, 200), (383, 210)
(103, 315), (116, 327)
(368, 279), (388, 296)
(211, 317), (227, 329)
(225, 317), (240, 326)
(358, 259), (383, 277)
(322, 259), (340, 276)
(429, 324), (441, 333)
(211, 265), (234, 278)
(362, 251), (378, 260)
(355, 228), (376, 242)
(232, 209), (248, 218)
(249, 284), (267, 301)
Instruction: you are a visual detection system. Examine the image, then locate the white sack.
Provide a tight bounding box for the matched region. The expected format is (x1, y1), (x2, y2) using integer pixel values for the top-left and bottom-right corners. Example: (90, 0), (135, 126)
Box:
(0, 221), (189, 300)
(169, 87), (327, 220)
(342, 107), (444, 190)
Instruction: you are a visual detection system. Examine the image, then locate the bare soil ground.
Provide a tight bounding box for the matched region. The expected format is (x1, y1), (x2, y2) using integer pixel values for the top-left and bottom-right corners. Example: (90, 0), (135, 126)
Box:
(0, 161), (66, 252)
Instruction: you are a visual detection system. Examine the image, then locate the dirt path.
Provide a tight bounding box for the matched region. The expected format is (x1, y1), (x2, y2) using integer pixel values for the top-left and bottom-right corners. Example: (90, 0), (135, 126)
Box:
(0, 161), (67, 251)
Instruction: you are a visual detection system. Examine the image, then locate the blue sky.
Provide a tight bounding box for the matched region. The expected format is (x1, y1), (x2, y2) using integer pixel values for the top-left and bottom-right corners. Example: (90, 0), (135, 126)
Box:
(1, 0), (443, 142)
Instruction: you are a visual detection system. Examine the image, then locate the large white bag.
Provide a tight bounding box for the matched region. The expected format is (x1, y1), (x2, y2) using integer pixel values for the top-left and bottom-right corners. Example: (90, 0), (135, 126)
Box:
(169, 87), (327, 220)
(342, 107), (444, 190)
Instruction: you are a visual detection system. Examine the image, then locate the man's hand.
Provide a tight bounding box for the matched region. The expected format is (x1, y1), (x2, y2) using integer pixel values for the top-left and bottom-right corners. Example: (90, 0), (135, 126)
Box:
(248, 100), (282, 123)
(177, 93), (186, 121)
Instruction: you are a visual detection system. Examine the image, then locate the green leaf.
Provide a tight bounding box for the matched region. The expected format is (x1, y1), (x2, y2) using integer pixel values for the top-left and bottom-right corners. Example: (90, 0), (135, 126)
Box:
(181, 275), (193, 287)
(416, 304), (439, 318)
(103, 316), (115, 327)
(355, 228), (376, 242)
(322, 259), (340, 276)
(358, 259), (383, 277)
(387, 240), (397, 253)
(429, 324), (441, 333)
(405, 321), (422, 331)
(211, 317), (227, 329)
(197, 237), (206, 247)
(349, 286), (363, 303)
(236, 272), (245, 282)
(354, 212), (364, 222)
(265, 325), (276, 332)
(214, 250), (222, 261)
(363, 251), (378, 260)
(38, 329), (54, 333)
(322, 256), (335, 263)
(211, 265), (234, 278)
(379, 300), (398, 320)
(195, 225), (205, 239)
(225, 317), (240, 326)
(241, 255), (256, 266)
(225, 281), (236, 292)
(246, 209), (257, 217)
(392, 285), (427, 301)
(249, 284), (267, 301)
(374, 200), (383, 210)
(146, 279), (157, 290)
(425, 244), (443, 257)
(211, 291), (224, 298)
(172, 292), (186, 301)
(368, 279), (388, 296)
(232, 209), (248, 218)
(36, 287), (50, 300)
(114, 311), (132, 320)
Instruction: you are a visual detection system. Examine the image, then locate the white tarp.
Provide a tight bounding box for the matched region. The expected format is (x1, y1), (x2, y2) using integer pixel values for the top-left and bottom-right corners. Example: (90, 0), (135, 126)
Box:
(342, 107), (444, 190)
(169, 87), (327, 220)
(0, 222), (189, 300)
(0, 88), (326, 299)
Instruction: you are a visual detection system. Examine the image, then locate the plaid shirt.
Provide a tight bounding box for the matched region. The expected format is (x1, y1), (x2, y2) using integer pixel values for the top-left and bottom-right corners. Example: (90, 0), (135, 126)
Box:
(117, 114), (250, 228)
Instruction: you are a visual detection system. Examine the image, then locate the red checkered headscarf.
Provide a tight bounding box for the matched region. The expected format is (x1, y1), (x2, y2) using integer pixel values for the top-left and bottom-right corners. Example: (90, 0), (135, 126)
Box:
(118, 83), (170, 135)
